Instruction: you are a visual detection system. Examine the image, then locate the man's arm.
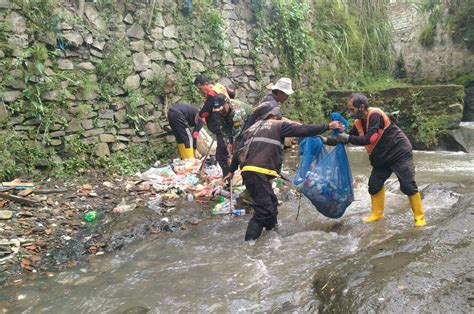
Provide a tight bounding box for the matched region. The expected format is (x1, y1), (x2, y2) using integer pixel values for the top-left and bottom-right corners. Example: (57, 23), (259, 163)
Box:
(280, 122), (330, 138)
(198, 91), (217, 122)
(192, 114), (204, 148)
(348, 113), (382, 146)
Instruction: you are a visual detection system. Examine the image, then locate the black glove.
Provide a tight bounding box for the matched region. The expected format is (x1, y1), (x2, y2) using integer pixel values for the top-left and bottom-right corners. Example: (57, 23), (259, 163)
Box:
(335, 133), (350, 144)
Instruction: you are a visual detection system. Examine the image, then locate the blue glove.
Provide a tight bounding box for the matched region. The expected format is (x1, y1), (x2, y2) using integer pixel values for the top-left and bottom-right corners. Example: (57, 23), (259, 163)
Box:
(335, 133), (350, 144)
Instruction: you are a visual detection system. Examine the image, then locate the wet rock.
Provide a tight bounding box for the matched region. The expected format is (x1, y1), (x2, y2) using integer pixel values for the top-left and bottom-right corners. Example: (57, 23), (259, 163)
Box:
(0, 211), (13, 220)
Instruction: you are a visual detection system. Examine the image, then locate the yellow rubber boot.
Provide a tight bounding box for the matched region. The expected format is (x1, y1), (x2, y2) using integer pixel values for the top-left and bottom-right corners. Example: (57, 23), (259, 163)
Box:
(177, 143), (194, 159)
(362, 187), (385, 223)
(408, 192), (426, 227)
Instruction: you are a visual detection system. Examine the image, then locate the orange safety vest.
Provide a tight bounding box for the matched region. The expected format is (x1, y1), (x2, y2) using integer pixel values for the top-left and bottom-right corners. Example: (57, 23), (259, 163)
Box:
(354, 107), (391, 155)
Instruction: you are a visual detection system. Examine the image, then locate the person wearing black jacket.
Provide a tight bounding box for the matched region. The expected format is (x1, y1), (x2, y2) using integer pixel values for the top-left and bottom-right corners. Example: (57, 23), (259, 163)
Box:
(194, 74), (231, 176)
(225, 102), (342, 241)
(167, 103), (203, 159)
(329, 93), (426, 227)
(241, 77), (294, 133)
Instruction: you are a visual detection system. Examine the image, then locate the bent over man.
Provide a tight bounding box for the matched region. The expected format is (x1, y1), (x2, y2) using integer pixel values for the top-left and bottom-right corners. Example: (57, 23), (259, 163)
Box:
(167, 103), (203, 159)
(330, 93), (426, 227)
(226, 102), (342, 241)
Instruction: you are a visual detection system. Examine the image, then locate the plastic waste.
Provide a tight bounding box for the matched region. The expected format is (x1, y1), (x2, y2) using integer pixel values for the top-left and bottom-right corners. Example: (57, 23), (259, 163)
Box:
(214, 195), (226, 203)
(297, 112), (354, 218)
(187, 193), (194, 201)
(233, 208), (246, 216)
(211, 199), (237, 215)
(84, 211), (97, 222)
(113, 199), (136, 214)
(147, 196), (162, 212)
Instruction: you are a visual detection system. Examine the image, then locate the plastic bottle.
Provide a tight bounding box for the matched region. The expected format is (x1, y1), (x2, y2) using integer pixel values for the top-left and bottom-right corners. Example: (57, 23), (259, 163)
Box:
(84, 211), (97, 222)
(215, 195), (225, 203)
(233, 208), (246, 216)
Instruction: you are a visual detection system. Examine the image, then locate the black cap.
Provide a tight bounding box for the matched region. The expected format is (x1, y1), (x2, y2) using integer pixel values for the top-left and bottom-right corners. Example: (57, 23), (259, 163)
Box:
(213, 93), (227, 108)
(252, 101), (282, 121)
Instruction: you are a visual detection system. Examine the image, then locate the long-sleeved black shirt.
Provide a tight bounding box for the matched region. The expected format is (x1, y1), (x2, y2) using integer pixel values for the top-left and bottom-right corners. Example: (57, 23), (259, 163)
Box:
(347, 112), (413, 167)
(230, 119), (329, 173)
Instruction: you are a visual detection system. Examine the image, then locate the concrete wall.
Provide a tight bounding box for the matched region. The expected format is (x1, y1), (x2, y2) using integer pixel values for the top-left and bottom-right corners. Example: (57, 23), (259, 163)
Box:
(389, 2), (474, 82)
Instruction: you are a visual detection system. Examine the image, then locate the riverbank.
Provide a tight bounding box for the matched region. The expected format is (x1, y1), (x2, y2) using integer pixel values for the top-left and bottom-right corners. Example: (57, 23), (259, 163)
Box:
(0, 168), (218, 288)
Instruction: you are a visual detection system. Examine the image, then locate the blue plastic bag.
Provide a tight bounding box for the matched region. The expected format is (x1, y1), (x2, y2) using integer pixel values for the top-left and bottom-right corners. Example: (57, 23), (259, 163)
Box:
(300, 143), (354, 218)
(295, 112), (354, 218)
(293, 136), (328, 187)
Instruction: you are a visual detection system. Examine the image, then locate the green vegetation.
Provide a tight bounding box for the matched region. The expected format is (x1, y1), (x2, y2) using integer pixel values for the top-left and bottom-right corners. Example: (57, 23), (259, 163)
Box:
(95, 143), (175, 176)
(418, 0), (474, 51)
(11, 0), (60, 38)
(409, 90), (451, 147)
(446, 0), (474, 51)
(417, 0), (442, 47)
(0, 128), (53, 181)
(249, 0), (394, 122)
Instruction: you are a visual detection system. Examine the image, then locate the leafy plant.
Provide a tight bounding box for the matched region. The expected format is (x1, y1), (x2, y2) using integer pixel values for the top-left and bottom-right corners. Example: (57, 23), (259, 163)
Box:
(11, 0), (60, 37)
(0, 128), (51, 180)
(125, 92), (147, 131)
(95, 143), (175, 176)
(393, 53), (407, 79)
(96, 39), (132, 86)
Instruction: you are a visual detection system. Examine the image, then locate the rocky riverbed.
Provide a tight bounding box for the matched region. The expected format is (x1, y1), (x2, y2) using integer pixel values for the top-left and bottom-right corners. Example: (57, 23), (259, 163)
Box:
(0, 169), (218, 288)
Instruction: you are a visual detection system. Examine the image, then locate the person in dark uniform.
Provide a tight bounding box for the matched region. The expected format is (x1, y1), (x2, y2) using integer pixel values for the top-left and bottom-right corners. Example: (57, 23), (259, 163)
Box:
(242, 77), (294, 132)
(194, 74), (231, 177)
(212, 93), (253, 158)
(329, 93), (426, 227)
(167, 103), (203, 159)
(225, 102), (342, 241)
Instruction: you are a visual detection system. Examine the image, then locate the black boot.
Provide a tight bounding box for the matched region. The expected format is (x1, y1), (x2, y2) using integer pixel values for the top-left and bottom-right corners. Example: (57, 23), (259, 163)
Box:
(244, 218), (264, 241)
(263, 214), (278, 231)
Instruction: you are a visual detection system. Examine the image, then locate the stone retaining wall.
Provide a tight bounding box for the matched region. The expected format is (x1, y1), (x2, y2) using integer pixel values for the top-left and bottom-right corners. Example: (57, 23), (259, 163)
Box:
(0, 0), (278, 157)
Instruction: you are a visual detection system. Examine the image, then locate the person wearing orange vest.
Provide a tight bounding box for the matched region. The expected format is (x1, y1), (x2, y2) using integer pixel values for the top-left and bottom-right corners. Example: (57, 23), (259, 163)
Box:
(329, 93), (426, 227)
(194, 74), (231, 176)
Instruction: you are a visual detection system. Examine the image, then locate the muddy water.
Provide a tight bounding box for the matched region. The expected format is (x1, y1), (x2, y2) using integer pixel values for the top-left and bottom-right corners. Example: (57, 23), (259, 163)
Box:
(2, 149), (474, 313)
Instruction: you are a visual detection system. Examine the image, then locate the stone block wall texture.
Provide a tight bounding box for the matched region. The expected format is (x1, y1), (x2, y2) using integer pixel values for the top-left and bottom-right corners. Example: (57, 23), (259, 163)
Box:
(0, 0), (280, 157)
(389, 2), (474, 82)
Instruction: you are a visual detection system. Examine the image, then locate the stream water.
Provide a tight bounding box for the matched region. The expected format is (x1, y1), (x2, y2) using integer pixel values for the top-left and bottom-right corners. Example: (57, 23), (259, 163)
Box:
(2, 148), (473, 313)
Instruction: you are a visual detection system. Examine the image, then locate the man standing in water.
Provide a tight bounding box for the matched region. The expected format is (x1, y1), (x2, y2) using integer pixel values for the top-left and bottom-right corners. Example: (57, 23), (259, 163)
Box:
(329, 93), (426, 227)
(194, 74), (231, 177)
(226, 102), (342, 241)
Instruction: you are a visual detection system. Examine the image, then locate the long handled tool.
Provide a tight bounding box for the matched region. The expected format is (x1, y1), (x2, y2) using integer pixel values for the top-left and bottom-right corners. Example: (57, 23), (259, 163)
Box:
(295, 191), (302, 220)
(198, 138), (215, 173)
(229, 177), (233, 214)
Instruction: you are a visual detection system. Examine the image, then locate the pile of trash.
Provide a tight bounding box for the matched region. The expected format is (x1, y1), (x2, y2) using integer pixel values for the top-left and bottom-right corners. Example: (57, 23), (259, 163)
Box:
(134, 158), (246, 216)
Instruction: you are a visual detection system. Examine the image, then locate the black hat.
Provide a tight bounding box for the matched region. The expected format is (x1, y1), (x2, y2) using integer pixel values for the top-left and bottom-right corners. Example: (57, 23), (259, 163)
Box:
(213, 93), (227, 108)
(252, 101), (282, 121)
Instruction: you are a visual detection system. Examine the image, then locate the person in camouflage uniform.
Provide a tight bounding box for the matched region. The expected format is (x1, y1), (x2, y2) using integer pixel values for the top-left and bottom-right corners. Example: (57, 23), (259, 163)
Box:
(213, 94), (253, 158)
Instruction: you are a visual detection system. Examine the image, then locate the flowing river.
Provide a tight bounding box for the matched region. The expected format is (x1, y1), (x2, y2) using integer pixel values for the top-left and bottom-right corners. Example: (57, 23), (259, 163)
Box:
(2, 148), (473, 313)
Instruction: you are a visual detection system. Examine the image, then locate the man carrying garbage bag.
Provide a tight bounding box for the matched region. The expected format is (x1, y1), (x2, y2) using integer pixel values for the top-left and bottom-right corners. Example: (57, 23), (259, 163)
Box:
(167, 103), (203, 159)
(327, 93), (426, 227)
(224, 102), (342, 241)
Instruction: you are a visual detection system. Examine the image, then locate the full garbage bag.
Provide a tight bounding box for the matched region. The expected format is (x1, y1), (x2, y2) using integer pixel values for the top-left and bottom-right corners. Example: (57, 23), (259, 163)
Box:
(295, 112), (354, 218)
(293, 136), (327, 187)
(299, 143), (354, 218)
